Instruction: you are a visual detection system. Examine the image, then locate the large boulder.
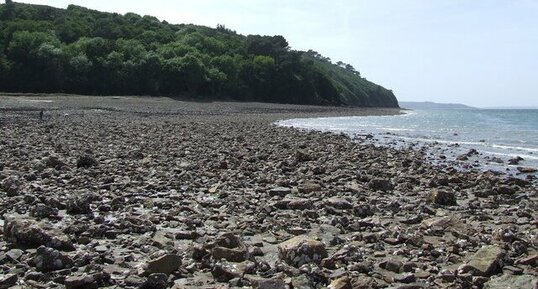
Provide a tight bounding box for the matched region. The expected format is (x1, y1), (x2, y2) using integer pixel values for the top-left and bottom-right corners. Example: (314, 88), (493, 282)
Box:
(3, 215), (75, 251)
(278, 235), (328, 267)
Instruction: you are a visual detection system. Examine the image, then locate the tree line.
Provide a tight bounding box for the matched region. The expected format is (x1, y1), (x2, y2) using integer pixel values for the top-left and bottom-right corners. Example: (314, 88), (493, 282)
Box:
(0, 2), (399, 107)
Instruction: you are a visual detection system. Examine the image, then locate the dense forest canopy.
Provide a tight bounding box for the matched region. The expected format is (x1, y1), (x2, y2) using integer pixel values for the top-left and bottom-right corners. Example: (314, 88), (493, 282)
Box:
(0, 2), (399, 107)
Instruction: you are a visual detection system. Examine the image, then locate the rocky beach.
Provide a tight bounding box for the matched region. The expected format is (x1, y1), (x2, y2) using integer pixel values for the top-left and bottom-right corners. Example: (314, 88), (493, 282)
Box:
(0, 95), (537, 289)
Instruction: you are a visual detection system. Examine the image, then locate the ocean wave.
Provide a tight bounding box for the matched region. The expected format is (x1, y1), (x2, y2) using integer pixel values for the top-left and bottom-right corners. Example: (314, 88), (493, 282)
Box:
(490, 144), (538, 153)
(482, 151), (538, 160)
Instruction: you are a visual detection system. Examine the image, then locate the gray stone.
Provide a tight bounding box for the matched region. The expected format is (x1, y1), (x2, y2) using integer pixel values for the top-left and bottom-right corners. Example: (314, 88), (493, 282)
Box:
(483, 274), (537, 289)
(1, 176), (21, 196)
(517, 167), (537, 173)
(144, 254), (182, 276)
(140, 273), (168, 289)
(380, 259), (403, 273)
(252, 277), (287, 289)
(211, 233), (249, 262)
(394, 273), (417, 283)
(66, 194), (93, 215)
(466, 245), (505, 276)
(42, 155), (65, 168)
(325, 197), (353, 210)
(0, 274), (17, 289)
(329, 276), (352, 289)
(4, 215), (75, 251)
(211, 261), (247, 282)
(29, 204), (58, 219)
(278, 235), (327, 267)
(291, 275), (314, 289)
(76, 154), (97, 168)
(427, 189), (457, 206)
(268, 187), (292, 197)
(64, 274), (98, 289)
(368, 178), (393, 191)
(6, 249), (24, 262)
(34, 245), (74, 272)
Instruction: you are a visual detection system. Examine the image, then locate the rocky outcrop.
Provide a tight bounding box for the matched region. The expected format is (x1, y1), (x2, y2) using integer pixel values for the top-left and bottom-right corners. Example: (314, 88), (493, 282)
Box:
(3, 215), (75, 251)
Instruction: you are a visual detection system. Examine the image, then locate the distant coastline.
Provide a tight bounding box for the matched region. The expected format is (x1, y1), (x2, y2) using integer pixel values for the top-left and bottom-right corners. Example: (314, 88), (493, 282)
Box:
(399, 101), (475, 110)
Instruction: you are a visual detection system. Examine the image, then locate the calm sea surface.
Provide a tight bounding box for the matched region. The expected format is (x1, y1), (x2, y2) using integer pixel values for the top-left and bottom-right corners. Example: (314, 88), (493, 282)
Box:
(277, 109), (538, 171)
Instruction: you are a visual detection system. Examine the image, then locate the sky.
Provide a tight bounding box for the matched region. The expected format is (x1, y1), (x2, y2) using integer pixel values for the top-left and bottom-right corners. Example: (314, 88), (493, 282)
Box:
(16, 0), (538, 107)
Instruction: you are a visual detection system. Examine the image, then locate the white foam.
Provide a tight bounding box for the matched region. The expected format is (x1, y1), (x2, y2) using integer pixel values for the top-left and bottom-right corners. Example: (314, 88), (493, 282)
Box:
(490, 144), (538, 153)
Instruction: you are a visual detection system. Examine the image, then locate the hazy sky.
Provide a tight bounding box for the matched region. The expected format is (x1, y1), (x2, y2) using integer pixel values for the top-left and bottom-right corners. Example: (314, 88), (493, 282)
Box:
(17, 0), (538, 107)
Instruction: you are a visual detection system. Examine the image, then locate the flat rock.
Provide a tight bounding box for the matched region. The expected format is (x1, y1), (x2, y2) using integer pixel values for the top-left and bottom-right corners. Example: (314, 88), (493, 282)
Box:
(64, 274), (99, 289)
(517, 167), (537, 173)
(325, 197), (353, 210)
(466, 245), (505, 276)
(483, 274), (537, 289)
(278, 235), (327, 267)
(0, 274), (17, 289)
(144, 254), (182, 276)
(251, 277), (287, 289)
(6, 248), (24, 262)
(268, 187), (291, 197)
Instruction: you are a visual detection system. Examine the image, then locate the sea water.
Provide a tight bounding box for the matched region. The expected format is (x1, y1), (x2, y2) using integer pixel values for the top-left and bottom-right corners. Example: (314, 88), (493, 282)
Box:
(277, 109), (538, 173)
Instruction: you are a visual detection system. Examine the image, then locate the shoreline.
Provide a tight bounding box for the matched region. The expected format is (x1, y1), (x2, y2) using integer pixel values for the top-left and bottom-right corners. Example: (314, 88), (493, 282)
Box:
(277, 112), (538, 182)
(0, 95), (536, 289)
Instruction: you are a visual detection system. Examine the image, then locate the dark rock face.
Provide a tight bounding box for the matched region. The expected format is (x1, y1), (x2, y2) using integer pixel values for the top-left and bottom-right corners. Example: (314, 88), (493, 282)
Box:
(0, 97), (536, 288)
